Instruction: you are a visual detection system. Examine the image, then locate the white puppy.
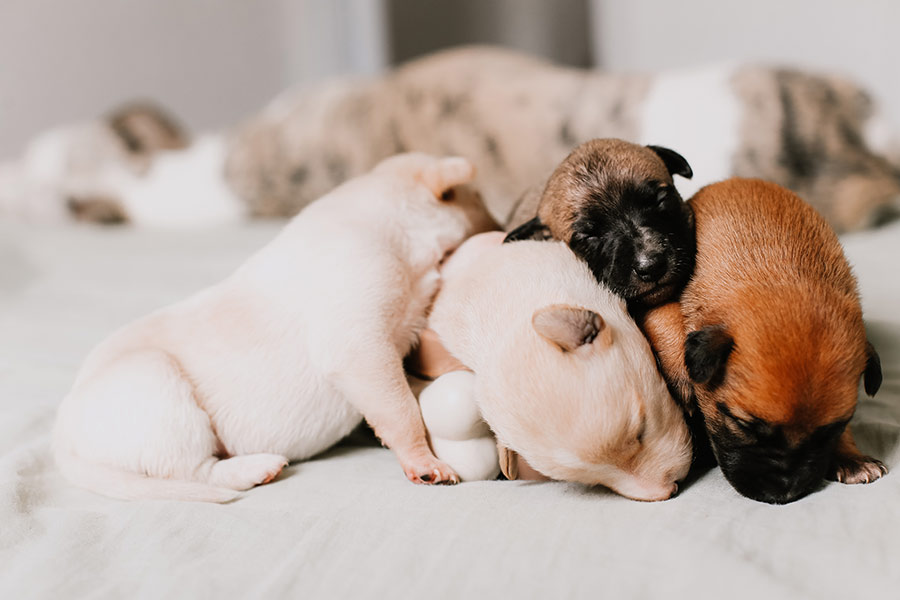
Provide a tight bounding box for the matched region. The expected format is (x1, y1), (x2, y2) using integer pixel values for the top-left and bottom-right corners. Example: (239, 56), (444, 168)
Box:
(53, 153), (497, 502)
(427, 232), (692, 501)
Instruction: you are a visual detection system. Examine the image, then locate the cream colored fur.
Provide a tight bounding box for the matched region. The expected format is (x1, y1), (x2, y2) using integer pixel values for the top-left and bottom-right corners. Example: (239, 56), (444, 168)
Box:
(427, 233), (692, 501)
(53, 153), (496, 502)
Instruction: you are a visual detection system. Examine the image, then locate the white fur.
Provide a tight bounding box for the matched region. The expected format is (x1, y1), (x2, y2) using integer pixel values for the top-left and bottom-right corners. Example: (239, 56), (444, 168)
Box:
(53, 153), (495, 502)
(427, 233), (692, 501)
(638, 63), (742, 198)
(116, 135), (246, 228)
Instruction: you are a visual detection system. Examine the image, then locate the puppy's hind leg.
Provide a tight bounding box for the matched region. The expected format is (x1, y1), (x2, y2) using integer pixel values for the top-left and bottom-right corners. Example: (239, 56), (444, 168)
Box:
(56, 349), (287, 501)
(334, 346), (459, 485)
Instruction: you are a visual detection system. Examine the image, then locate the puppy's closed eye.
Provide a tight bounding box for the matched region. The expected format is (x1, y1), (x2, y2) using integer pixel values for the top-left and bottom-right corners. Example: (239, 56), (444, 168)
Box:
(441, 189), (455, 201)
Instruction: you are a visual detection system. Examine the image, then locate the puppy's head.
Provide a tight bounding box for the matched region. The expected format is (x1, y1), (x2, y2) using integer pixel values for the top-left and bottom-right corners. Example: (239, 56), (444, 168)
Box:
(479, 299), (692, 501)
(506, 139), (695, 306)
(684, 297), (882, 504)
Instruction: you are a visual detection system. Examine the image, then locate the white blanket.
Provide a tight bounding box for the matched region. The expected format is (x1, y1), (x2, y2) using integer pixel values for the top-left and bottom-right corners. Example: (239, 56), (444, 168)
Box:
(1, 221), (898, 599)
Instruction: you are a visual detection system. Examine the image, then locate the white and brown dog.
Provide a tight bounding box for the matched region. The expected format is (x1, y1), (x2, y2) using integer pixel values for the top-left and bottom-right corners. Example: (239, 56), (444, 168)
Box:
(53, 153), (497, 502)
(4, 46), (900, 232)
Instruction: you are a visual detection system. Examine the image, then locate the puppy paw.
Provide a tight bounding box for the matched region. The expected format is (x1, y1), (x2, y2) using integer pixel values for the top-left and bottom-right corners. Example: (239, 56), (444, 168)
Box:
(402, 456), (460, 486)
(828, 455), (888, 485)
(208, 453), (289, 490)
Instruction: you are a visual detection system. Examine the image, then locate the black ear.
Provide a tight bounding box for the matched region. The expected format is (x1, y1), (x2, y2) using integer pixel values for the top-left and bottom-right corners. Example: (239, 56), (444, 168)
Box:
(864, 341), (882, 396)
(504, 216), (551, 243)
(647, 145), (693, 180)
(685, 325), (733, 385)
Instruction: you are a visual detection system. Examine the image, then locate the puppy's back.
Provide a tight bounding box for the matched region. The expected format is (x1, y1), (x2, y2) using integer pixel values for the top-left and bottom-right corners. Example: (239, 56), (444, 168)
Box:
(689, 178), (858, 299)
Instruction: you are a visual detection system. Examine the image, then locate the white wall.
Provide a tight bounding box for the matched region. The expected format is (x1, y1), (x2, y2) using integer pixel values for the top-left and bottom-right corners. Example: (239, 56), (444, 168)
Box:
(0, 0), (387, 159)
(590, 0), (900, 128)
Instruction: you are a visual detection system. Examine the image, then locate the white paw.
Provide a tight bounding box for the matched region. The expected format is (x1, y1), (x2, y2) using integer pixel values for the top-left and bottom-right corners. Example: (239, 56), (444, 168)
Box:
(209, 453), (289, 490)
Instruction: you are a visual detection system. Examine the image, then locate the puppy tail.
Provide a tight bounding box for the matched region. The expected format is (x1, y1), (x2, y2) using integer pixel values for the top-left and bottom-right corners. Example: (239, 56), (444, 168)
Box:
(54, 447), (241, 503)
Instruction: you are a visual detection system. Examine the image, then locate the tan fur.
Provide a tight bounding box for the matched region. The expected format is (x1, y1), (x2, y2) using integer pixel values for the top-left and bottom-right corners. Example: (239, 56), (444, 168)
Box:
(528, 139), (674, 238)
(642, 178), (884, 494)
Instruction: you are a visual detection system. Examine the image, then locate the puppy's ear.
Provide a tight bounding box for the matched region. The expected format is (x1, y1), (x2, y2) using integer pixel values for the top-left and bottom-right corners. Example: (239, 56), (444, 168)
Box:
(864, 341), (882, 396)
(107, 102), (189, 154)
(646, 145), (693, 180)
(684, 325), (733, 385)
(533, 305), (607, 352)
(504, 217), (551, 243)
(420, 157), (476, 198)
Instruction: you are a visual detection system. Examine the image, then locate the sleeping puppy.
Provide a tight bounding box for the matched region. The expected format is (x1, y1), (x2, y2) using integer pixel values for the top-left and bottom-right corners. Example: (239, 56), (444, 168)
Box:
(505, 139), (695, 307)
(426, 232), (692, 501)
(53, 153), (498, 502)
(641, 178), (886, 504)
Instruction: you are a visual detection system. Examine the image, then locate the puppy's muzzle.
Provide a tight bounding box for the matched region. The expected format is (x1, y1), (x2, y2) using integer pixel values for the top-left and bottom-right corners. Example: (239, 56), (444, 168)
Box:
(634, 251), (667, 282)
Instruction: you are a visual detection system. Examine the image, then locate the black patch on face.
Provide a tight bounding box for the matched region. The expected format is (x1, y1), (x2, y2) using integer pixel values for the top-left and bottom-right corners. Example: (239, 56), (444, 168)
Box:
(567, 178), (695, 306)
(709, 403), (849, 504)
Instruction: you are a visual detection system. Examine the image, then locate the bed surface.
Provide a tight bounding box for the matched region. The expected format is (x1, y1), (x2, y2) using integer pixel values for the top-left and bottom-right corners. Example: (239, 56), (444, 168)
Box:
(1, 221), (898, 599)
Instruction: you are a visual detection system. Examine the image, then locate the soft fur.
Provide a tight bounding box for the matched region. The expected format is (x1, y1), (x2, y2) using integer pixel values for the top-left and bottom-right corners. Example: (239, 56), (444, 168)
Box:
(4, 47), (900, 232)
(53, 153), (497, 502)
(640, 178), (886, 504)
(504, 139), (695, 306)
(427, 232), (692, 501)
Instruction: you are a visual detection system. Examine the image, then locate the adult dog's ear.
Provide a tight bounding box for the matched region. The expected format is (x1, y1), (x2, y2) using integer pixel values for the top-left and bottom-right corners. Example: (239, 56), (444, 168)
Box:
(864, 341), (883, 396)
(533, 305), (607, 352)
(504, 217), (551, 243)
(685, 325), (733, 385)
(107, 102), (189, 155)
(647, 145), (693, 180)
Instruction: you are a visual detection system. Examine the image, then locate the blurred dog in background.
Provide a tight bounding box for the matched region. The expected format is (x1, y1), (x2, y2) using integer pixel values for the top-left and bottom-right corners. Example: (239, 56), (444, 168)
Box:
(2, 46), (899, 232)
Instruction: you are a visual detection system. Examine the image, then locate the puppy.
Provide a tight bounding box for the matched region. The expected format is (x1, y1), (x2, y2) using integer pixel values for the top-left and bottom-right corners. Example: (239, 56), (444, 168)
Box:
(427, 232), (692, 501)
(641, 178), (886, 504)
(53, 153), (497, 502)
(505, 139), (695, 307)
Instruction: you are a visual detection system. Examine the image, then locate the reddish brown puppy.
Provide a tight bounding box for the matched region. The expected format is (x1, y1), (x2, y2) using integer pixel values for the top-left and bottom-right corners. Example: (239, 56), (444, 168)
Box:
(641, 178), (885, 504)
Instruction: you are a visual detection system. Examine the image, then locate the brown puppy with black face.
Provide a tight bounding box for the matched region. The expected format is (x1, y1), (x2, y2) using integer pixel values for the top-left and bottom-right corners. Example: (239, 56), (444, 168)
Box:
(505, 139), (696, 307)
(642, 178), (885, 504)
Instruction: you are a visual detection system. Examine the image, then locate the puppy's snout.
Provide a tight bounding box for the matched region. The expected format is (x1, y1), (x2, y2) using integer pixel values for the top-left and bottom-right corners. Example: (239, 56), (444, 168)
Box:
(634, 252), (667, 282)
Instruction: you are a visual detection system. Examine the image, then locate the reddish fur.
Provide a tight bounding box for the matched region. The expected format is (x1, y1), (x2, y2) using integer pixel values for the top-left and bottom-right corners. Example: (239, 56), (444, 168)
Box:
(643, 178), (875, 466)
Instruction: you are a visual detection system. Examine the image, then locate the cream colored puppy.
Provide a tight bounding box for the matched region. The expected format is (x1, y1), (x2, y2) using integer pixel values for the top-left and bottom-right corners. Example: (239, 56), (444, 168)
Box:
(53, 153), (497, 502)
(428, 232), (692, 501)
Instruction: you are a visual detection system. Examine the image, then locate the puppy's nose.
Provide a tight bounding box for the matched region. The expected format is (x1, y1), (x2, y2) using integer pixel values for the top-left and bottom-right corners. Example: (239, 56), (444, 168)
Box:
(634, 253), (667, 282)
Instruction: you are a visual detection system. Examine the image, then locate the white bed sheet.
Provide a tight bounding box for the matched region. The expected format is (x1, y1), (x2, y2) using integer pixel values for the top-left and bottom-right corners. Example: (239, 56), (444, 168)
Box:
(1, 221), (898, 599)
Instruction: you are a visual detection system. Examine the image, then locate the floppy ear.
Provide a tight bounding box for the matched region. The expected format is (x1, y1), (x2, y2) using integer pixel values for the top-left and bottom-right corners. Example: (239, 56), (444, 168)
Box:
(504, 216), (552, 243)
(646, 145), (693, 180)
(533, 305), (606, 352)
(684, 325), (733, 385)
(864, 341), (882, 396)
(420, 157), (476, 198)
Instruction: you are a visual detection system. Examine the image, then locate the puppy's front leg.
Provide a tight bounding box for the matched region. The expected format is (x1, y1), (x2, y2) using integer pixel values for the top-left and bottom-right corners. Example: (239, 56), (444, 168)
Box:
(335, 349), (459, 485)
(827, 427), (887, 484)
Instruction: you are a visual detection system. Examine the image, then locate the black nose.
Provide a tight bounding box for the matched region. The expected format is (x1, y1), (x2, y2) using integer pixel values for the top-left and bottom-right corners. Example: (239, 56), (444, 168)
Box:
(634, 253), (667, 282)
